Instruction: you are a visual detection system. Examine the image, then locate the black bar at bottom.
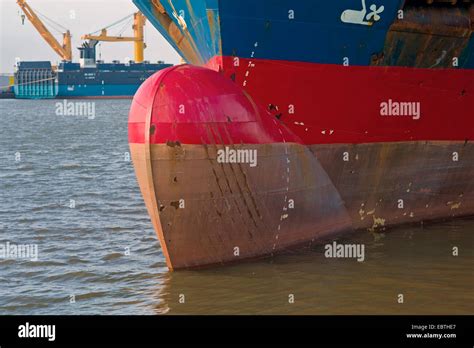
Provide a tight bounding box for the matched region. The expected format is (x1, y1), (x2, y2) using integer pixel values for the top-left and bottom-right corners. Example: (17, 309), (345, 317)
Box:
(0, 315), (472, 347)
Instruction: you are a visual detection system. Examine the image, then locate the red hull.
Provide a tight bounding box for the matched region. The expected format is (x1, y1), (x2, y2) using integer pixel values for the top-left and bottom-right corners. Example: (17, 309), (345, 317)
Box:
(209, 56), (474, 144)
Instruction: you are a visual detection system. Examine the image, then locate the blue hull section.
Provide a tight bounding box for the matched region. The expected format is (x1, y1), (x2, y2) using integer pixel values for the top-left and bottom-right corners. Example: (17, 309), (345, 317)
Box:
(218, 0), (401, 66)
(56, 61), (173, 98)
(57, 83), (142, 98)
(134, 0), (402, 66)
(133, 0), (473, 68)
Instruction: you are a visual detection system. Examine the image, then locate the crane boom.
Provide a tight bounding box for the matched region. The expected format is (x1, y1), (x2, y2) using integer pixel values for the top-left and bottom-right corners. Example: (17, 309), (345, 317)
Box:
(83, 29), (139, 42)
(81, 12), (146, 63)
(16, 0), (72, 61)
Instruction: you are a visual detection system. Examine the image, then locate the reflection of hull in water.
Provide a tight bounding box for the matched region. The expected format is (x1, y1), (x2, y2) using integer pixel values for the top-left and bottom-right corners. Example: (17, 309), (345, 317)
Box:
(154, 220), (474, 314)
(129, 1), (474, 270)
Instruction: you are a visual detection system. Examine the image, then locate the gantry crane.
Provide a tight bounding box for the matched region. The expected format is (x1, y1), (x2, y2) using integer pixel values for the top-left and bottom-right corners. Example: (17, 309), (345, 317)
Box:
(16, 0), (72, 61)
(81, 12), (146, 63)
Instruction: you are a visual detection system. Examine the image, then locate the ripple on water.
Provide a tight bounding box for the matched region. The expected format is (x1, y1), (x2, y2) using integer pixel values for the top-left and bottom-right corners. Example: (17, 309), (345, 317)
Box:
(14, 164), (34, 171)
(101, 253), (123, 261)
(67, 256), (89, 265)
(54, 163), (82, 170)
(75, 291), (109, 301)
(22, 260), (66, 267)
(45, 271), (99, 282)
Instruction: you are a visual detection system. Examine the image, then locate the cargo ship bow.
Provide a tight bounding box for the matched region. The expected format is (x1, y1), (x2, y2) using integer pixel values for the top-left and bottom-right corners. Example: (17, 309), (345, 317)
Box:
(129, 0), (474, 270)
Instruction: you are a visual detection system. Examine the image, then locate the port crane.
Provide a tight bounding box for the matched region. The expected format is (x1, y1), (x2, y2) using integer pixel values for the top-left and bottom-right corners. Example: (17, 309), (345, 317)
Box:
(81, 12), (147, 63)
(16, 0), (72, 61)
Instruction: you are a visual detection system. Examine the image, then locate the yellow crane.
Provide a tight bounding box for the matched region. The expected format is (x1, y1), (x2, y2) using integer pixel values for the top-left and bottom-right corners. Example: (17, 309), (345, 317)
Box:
(81, 12), (146, 63)
(16, 0), (72, 61)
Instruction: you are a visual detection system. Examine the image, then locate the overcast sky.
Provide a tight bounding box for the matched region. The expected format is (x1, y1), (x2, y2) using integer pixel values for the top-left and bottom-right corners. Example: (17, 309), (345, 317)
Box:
(0, 0), (182, 73)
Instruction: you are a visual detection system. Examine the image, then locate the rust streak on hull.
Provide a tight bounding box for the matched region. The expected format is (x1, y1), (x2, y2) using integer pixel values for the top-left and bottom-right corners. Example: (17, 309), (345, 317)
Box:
(131, 140), (474, 270)
(131, 142), (353, 269)
(372, 5), (473, 67)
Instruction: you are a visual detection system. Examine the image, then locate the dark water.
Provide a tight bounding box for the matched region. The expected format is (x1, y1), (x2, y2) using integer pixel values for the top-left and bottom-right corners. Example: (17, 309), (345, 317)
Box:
(0, 99), (472, 315)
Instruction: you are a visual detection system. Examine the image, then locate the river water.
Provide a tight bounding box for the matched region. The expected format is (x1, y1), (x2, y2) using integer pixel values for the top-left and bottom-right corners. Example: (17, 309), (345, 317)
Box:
(0, 99), (472, 315)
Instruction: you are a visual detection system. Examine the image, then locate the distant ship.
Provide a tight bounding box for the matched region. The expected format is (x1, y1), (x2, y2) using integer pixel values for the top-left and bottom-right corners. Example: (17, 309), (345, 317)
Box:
(14, 42), (172, 99)
(128, 0), (474, 270)
(13, 3), (172, 99)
